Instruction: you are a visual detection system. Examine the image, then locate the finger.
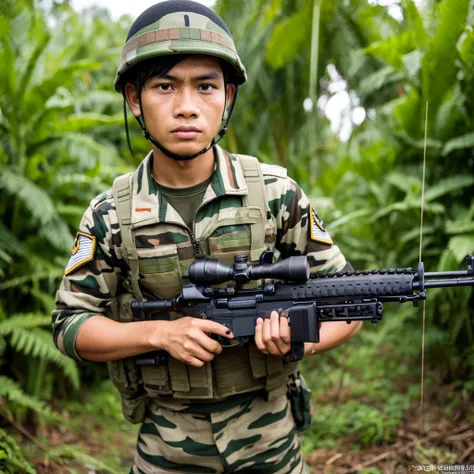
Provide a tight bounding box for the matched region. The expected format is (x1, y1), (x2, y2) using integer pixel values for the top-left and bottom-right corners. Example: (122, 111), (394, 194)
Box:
(193, 331), (223, 355)
(270, 311), (289, 355)
(262, 315), (279, 355)
(270, 311), (280, 340)
(280, 315), (291, 345)
(254, 317), (268, 354)
(183, 355), (207, 368)
(186, 342), (216, 363)
(193, 318), (234, 339)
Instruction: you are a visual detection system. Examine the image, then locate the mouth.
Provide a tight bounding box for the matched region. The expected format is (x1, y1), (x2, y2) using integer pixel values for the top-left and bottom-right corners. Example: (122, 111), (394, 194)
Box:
(171, 126), (202, 140)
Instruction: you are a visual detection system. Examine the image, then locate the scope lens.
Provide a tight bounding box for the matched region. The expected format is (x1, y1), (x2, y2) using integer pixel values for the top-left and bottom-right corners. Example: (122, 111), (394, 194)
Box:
(189, 259), (233, 284)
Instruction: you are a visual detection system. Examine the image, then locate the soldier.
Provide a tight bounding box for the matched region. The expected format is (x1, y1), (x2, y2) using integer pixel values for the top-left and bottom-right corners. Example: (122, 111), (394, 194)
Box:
(52, 1), (362, 473)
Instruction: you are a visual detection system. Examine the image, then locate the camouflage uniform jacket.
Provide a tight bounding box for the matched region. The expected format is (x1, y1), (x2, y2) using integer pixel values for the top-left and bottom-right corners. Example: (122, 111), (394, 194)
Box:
(52, 145), (348, 405)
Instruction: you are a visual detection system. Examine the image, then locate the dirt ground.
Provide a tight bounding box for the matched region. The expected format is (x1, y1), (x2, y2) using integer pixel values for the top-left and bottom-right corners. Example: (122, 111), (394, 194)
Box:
(305, 402), (474, 474)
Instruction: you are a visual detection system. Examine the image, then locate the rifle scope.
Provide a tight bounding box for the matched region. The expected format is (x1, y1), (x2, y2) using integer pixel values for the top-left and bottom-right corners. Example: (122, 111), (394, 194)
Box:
(189, 255), (310, 285)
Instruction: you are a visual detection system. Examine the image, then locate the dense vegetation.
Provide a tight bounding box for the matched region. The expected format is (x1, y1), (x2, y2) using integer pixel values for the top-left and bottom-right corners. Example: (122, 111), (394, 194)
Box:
(1, 0), (473, 471)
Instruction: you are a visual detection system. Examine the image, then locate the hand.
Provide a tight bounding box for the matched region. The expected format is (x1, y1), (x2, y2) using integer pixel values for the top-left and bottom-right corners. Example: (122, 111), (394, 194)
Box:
(154, 317), (233, 368)
(254, 311), (291, 357)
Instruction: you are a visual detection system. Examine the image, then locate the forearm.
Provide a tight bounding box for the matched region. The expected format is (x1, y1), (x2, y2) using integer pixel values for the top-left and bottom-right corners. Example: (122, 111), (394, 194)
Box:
(75, 315), (167, 362)
(304, 321), (362, 356)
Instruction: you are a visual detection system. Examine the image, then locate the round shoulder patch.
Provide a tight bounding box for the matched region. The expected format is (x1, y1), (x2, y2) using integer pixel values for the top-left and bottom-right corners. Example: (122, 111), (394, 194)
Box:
(65, 232), (97, 275)
(309, 205), (333, 245)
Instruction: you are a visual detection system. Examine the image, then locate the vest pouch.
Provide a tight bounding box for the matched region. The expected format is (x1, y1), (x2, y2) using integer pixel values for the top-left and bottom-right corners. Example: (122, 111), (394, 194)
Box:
(137, 244), (182, 299)
(141, 364), (173, 397)
(107, 359), (148, 424)
(107, 293), (149, 424)
(213, 345), (265, 398)
(206, 207), (265, 263)
(208, 230), (253, 265)
(168, 358), (214, 399)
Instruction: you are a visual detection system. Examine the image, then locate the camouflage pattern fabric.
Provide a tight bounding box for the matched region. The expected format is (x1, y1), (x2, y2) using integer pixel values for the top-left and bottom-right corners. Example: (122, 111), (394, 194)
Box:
(131, 393), (309, 474)
(52, 145), (348, 361)
(115, 11), (247, 91)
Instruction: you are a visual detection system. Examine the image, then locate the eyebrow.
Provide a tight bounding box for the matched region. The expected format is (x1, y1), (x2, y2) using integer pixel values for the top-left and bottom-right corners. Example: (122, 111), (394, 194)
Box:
(158, 71), (221, 82)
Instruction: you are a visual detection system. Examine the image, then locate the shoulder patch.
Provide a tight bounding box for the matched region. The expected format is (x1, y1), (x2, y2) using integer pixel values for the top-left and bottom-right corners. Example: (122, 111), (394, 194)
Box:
(65, 232), (97, 275)
(309, 205), (333, 245)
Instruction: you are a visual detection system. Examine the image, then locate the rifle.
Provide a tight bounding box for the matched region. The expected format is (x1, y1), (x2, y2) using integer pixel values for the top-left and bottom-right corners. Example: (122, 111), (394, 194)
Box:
(131, 251), (474, 364)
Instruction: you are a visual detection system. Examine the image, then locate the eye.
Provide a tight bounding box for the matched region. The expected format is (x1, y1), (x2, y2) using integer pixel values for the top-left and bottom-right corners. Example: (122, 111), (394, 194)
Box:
(198, 83), (216, 92)
(156, 83), (173, 91)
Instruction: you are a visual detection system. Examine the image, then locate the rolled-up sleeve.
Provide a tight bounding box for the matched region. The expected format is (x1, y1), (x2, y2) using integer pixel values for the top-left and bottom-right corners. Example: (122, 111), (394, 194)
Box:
(52, 192), (123, 360)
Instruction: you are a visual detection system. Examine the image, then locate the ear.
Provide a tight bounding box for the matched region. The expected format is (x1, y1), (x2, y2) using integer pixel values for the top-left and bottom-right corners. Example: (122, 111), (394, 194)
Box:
(226, 83), (236, 108)
(223, 83), (236, 121)
(124, 83), (141, 117)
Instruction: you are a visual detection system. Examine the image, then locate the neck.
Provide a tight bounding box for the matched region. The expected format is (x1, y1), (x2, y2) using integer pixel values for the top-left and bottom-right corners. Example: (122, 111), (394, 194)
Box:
(151, 145), (216, 188)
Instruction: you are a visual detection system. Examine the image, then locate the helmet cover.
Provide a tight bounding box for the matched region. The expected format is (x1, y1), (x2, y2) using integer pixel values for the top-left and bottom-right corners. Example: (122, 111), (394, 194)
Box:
(114, 0), (246, 91)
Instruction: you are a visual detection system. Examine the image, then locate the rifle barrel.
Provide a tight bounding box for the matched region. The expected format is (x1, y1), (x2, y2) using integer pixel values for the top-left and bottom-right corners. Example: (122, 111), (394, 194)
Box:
(416, 278), (474, 289)
(424, 271), (468, 278)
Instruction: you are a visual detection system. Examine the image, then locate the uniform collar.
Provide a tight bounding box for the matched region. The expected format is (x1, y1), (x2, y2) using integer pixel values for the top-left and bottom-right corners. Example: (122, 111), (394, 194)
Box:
(130, 145), (248, 229)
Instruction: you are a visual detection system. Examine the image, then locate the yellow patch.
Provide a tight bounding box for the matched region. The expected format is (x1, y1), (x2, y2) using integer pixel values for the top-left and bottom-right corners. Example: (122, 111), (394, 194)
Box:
(309, 205), (333, 245)
(65, 232), (97, 276)
(71, 240), (80, 255)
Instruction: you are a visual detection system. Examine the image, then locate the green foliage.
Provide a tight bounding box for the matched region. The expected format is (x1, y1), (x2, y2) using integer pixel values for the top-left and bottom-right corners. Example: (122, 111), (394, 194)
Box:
(0, 313), (80, 394)
(45, 445), (121, 474)
(302, 396), (408, 450)
(421, 0), (471, 113)
(265, 0), (313, 69)
(364, 30), (418, 70)
(0, 3), (130, 447)
(0, 0), (131, 403)
(442, 132), (474, 155)
(0, 428), (37, 474)
(0, 376), (50, 417)
(414, 443), (457, 465)
(41, 380), (138, 472)
(65, 380), (127, 424)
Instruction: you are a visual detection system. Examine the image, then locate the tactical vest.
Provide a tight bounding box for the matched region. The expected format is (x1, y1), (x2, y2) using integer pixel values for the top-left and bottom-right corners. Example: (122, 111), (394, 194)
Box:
(107, 154), (297, 424)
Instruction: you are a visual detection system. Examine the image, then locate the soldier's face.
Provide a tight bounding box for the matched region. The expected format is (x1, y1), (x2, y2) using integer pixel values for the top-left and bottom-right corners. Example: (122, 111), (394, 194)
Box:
(126, 56), (234, 156)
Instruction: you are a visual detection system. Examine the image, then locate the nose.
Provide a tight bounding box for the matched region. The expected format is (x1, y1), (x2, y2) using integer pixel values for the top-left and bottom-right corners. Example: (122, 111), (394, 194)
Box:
(173, 88), (200, 119)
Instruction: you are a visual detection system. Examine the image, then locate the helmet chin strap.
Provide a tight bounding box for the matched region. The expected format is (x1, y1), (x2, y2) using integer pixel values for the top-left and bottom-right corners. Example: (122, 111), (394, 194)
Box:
(135, 87), (238, 161)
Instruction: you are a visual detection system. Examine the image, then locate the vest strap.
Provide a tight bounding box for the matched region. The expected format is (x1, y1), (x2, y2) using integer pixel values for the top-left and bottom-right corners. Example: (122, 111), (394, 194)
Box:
(235, 155), (293, 393)
(112, 173), (145, 302)
(235, 154), (267, 261)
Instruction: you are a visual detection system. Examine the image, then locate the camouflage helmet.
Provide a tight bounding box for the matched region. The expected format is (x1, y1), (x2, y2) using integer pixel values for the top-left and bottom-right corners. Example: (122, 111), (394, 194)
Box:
(114, 0), (247, 91)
